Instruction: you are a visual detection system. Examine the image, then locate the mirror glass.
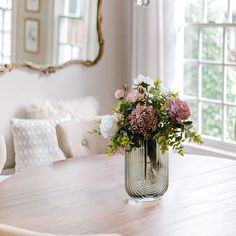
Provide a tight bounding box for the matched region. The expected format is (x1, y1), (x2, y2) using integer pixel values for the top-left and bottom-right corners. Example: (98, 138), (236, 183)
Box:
(0, 0), (101, 68)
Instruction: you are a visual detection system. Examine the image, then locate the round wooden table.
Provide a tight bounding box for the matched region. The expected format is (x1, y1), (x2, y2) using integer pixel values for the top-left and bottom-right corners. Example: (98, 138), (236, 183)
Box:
(0, 154), (236, 236)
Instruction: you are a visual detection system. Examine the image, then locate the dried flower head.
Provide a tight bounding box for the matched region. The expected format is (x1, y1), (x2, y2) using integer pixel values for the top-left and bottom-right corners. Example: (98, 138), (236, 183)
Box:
(128, 104), (157, 136)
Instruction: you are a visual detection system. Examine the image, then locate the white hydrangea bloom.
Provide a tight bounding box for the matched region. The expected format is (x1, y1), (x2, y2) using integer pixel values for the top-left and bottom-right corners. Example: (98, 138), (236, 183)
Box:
(100, 115), (118, 139)
(133, 74), (154, 86)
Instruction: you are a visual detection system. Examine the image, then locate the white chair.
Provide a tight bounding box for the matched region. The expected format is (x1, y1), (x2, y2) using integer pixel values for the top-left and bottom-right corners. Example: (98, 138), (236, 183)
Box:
(0, 224), (121, 236)
(0, 134), (7, 174)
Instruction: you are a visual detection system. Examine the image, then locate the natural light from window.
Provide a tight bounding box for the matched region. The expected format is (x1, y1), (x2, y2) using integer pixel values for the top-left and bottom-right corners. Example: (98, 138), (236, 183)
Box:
(0, 0), (11, 65)
(184, 0), (236, 152)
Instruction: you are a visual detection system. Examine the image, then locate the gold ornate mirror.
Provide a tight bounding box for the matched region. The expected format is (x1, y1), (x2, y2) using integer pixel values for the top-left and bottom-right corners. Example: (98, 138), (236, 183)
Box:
(0, 0), (103, 73)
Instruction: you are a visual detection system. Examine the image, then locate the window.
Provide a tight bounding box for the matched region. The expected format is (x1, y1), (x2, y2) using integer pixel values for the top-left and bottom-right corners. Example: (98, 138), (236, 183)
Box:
(0, 0), (11, 64)
(58, 0), (85, 64)
(184, 0), (236, 150)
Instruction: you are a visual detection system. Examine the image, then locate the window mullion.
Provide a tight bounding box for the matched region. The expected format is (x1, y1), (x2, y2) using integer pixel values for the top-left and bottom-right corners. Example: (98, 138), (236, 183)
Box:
(223, 26), (227, 141)
(198, 26), (203, 134)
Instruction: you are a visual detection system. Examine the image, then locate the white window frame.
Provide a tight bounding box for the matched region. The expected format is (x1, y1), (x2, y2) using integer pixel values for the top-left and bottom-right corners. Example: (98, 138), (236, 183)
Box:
(0, 4), (11, 64)
(183, 0), (236, 158)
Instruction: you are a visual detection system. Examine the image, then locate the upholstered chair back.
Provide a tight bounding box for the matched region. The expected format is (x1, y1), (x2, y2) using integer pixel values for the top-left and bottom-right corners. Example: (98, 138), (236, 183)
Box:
(0, 135), (7, 174)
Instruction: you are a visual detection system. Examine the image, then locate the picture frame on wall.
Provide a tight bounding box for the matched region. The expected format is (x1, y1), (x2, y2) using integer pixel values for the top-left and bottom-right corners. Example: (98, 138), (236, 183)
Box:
(25, 0), (40, 13)
(25, 19), (40, 54)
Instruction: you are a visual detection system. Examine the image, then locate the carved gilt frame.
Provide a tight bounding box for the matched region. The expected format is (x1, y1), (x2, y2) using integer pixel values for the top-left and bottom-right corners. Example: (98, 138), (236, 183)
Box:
(0, 0), (104, 74)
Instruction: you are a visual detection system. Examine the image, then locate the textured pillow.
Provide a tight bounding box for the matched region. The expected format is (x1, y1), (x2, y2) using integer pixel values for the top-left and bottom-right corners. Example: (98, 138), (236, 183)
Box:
(56, 117), (107, 158)
(11, 119), (67, 173)
(26, 97), (99, 119)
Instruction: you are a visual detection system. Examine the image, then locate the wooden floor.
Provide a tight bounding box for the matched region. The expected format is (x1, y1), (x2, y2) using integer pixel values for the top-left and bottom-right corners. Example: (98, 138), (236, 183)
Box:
(0, 154), (236, 236)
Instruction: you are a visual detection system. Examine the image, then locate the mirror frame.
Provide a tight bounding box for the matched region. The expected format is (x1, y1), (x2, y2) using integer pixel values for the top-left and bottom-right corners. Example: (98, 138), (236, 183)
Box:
(0, 0), (104, 74)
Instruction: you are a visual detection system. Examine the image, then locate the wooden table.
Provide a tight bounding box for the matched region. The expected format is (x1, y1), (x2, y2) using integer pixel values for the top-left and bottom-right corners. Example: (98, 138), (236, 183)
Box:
(0, 154), (236, 236)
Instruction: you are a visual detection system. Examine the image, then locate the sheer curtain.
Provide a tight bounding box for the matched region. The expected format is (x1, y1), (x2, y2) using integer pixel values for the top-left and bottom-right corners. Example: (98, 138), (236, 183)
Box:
(131, 0), (185, 94)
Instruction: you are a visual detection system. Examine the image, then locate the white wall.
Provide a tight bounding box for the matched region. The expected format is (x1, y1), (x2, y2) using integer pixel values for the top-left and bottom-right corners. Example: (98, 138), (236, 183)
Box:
(0, 0), (131, 168)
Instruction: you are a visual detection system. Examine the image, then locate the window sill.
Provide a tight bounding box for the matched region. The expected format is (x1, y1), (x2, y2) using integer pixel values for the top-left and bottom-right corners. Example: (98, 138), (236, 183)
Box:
(184, 143), (236, 160)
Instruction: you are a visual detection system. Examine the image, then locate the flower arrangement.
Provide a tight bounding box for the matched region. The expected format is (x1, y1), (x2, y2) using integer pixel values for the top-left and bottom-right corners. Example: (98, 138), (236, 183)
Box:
(91, 75), (203, 156)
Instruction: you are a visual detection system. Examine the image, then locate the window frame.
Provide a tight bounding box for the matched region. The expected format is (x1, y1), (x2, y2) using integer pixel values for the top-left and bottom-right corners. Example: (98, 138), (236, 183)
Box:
(184, 0), (236, 150)
(0, 5), (12, 64)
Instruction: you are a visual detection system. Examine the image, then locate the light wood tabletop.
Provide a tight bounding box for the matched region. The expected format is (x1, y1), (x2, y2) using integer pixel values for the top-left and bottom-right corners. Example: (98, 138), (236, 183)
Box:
(0, 154), (236, 236)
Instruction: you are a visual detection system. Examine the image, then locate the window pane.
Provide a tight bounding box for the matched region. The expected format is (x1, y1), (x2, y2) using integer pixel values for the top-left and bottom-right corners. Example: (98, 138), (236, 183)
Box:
(58, 45), (72, 64)
(226, 106), (236, 142)
(0, 10), (3, 31)
(65, 0), (85, 18)
(0, 33), (2, 52)
(187, 99), (198, 130)
(3, 33), (11, 57)
(4, 10), (11, 32)
(72, 46), (81, 59)
(0, 0), (10, 9)
(184, 63), (198, 96)
(59, 18), (68, 43)
(202, 27), (223, 62)
(59, 18), (85, 45)
(185, 0), (203, 23)
(71, 19), (85, 45)
(3, 56), (10, 64)
(231, 0), (236, 23)
(227, 27), (236, 63)
(207, 0), (228, 23)
(226, 66), (236, 103)
(68, 0), (78, 15)
(184, 26), (199, 60)
(202, 102), (222, 138)
(202, 64), (223, 100)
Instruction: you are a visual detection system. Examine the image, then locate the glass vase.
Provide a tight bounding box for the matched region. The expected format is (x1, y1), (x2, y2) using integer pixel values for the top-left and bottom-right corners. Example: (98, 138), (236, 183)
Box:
(125, 140), (169, 203)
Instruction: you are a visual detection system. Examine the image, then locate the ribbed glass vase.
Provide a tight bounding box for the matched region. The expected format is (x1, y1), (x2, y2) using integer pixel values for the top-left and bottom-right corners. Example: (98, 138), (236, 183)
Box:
(125, 140), (169, 203)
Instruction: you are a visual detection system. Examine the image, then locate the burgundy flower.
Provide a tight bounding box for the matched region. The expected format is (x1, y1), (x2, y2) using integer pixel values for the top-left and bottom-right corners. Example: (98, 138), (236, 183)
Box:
(167, 98), (191, 123)
(128, 104), (157, 136)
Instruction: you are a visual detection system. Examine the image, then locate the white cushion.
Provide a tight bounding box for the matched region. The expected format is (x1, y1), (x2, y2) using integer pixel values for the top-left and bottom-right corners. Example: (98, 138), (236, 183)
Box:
(0, 135), (6, 174)
(56, 118), (107, 158)
(26, 97), (99, 119)
(11, 119), (67, 173)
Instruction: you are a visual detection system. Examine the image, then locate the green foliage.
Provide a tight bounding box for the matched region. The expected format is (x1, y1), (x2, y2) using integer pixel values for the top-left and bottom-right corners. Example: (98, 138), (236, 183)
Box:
(88, 129), (101, 136)
(91, 79), (203, 156)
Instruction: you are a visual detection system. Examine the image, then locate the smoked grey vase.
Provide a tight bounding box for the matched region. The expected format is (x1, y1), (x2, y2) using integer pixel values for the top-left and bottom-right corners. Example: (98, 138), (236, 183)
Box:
(125, 140), (169, 203)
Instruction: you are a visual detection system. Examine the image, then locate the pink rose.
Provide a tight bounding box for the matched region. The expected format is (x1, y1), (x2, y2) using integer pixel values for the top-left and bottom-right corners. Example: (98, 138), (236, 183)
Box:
(167, 98), (191, 123)
(115, 89), (125, 100)
(127, 91), (142, 103)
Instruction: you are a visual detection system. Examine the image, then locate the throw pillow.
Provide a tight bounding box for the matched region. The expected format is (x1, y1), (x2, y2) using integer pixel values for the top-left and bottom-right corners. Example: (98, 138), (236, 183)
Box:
(56, 117), (107, 158)
(26, 97), (99, 119)
(11, 118), (67, 173)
